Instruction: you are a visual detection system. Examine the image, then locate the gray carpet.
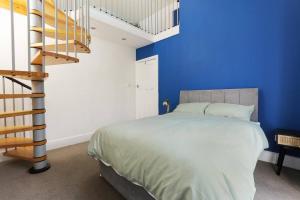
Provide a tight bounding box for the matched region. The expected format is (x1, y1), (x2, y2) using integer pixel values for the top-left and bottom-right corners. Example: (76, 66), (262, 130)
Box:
(0, 143), (299, 200)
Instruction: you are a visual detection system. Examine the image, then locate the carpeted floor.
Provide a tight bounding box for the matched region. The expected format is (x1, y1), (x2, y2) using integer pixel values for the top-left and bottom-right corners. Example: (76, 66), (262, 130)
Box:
(0, 143), (299, 200)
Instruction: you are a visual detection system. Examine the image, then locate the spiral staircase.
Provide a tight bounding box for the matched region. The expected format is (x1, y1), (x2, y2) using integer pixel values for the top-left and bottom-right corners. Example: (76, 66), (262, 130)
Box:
(0, 0), (91, 173)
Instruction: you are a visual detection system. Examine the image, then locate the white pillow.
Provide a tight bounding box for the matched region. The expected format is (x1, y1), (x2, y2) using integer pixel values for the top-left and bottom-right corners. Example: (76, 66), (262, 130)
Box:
(205, 103), (255, 121)
(174, 102), (210, 115)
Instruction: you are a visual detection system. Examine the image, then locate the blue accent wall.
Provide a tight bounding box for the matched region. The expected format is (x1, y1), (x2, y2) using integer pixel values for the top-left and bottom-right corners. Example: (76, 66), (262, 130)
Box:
(137, 0), (300, 154)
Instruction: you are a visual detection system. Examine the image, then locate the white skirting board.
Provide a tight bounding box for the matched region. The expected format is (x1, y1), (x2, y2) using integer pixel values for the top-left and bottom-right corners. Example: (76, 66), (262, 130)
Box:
(259, 150), (300, 171)
(0, 131), (94, 163)
(0, 154), (11, 163)
(0, 135), (300, 171)
(46, 132), (94, 151)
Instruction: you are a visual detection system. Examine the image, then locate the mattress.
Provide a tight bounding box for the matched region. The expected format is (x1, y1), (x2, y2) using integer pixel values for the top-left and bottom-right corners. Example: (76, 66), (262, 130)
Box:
(88, 112), (268, 200)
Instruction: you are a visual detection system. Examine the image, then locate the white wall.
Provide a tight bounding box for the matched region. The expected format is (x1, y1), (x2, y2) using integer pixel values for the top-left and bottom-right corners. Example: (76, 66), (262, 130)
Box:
(0, 10), (136, 158)
(45, 36), (136, 146)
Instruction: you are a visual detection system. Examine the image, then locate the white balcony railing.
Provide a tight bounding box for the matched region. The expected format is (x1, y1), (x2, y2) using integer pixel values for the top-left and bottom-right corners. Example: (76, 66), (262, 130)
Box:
(91, 0), (180, 35)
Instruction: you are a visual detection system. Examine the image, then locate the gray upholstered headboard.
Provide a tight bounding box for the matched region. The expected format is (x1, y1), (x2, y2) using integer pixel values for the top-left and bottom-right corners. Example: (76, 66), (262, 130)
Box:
(180, 88), (259, 122)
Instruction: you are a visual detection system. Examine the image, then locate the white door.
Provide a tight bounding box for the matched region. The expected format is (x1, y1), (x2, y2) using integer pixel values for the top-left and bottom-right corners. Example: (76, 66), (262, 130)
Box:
(136, 56), (159, 119)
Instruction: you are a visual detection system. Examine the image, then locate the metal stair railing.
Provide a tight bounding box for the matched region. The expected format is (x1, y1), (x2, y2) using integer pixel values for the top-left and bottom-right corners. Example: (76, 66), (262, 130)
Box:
(0, 0), (91, 173)
(91, 0), (180, 35)
(1, 76), (32, 151)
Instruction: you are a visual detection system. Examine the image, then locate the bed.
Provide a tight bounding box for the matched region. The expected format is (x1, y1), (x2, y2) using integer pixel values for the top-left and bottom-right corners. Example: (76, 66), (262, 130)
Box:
(88, 88), (269, 200)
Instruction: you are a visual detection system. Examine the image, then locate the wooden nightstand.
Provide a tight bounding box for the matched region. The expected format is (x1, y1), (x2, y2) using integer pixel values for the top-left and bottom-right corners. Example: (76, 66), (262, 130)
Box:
(275, 129), (300, 175)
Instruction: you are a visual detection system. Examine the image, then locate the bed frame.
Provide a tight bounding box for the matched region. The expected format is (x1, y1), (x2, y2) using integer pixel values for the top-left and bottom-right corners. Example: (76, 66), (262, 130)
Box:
(99, 88), (259, 200)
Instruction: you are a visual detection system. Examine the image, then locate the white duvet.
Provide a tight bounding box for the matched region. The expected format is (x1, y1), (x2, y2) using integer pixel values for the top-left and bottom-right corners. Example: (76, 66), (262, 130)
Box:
(88, 112), (269, 200)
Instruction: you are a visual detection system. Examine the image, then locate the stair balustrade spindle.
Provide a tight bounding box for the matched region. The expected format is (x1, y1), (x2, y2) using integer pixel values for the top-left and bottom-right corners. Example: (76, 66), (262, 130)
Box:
(42, 0), (46, 68)
(10, 0), (16, 71)
(2, 78), (7, 153)
(2, 78), (7, 142)
(21, 86), (26, 138)
(27, 0), (31, 72)
(81, 0), (83, 43)
(74, 0), (78, 58)
(55, 0), (58, 54)
(11, 81), (16, 139)
(66, 0), (69, 56)
(85, 0), (87, 45)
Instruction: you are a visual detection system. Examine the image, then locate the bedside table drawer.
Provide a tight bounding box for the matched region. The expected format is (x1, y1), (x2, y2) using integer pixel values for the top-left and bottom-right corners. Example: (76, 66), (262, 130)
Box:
(276, 135), (300, 148)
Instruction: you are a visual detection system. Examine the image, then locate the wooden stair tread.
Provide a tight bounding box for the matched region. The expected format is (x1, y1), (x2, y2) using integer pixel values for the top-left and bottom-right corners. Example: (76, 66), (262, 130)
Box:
(0, 138), (32, 148)
(0, 0), (27, 15)
(0, 109), (46, 118)
(31, 40), (90, 53)
(42, 0), (75, 28)
(0, 0), (73, 24)
(31, 27), (90, 43)
(0, 0), (90, 39)
(0, 70), (48, 81)
(0, 93), (45, 99)
(0, 125), (46, 135)
(3, 146), (47, 162)
(31, 9), (81, 31)
(31, 51), (79, 66)
(0, 138), (46, 148)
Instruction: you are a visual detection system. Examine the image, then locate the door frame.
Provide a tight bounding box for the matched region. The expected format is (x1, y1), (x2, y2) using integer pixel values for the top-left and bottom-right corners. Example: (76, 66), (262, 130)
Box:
(135, 55), (159, 119)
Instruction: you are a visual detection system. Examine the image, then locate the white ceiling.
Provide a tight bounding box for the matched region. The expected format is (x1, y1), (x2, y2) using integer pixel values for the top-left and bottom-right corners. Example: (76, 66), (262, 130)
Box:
(91, 14), (152, 48)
